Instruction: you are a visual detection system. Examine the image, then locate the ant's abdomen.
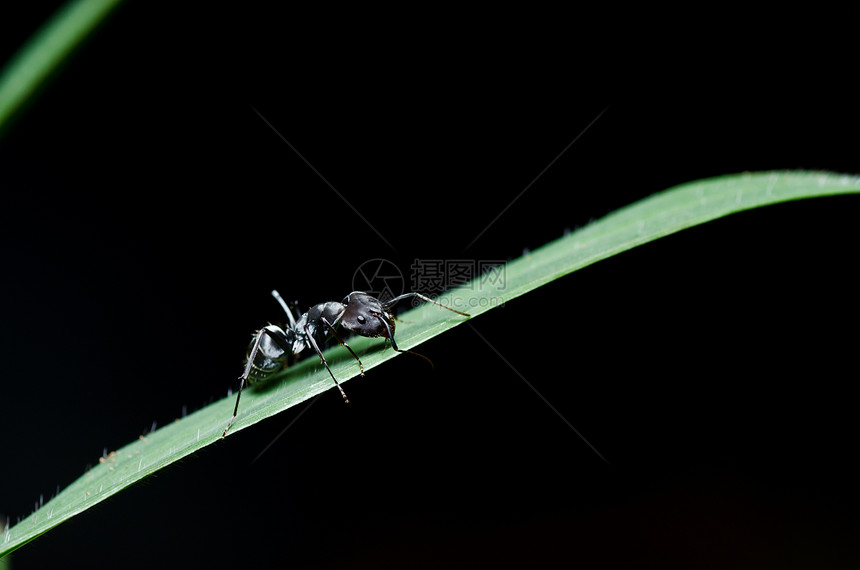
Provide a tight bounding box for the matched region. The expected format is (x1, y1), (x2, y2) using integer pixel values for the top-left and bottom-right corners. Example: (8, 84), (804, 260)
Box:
(245, 327), (289, 383)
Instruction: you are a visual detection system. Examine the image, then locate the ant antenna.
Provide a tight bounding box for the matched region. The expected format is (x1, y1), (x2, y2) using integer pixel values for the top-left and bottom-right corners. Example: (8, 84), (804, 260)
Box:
(383, 292), (469, 316)
(379, 291), (469, 367)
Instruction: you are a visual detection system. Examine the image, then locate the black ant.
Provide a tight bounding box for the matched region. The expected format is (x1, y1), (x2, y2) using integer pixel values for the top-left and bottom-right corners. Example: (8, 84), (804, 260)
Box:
(221, 290), (469, 438)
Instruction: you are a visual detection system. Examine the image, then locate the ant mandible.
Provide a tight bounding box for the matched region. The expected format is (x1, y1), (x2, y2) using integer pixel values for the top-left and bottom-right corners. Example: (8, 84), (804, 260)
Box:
(221, 290), (470, 438)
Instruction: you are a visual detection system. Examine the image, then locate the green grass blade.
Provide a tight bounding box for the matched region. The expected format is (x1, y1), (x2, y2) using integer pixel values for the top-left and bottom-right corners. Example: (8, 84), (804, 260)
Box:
(0, 0), (122, 133)
(2, 170), (858, 555)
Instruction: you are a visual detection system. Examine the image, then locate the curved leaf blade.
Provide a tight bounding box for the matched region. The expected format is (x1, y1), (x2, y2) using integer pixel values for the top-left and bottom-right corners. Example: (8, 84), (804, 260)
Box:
(2, 170), (858, 555)
(0, 0), (122, 134)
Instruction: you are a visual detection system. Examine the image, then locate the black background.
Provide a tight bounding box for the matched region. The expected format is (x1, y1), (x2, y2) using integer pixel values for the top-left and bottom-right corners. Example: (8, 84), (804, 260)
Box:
(2, 4), (859, 569)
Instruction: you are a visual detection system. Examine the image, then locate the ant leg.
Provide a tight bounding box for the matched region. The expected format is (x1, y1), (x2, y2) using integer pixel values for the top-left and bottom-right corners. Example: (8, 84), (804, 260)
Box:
(271, 290), (298, 329)
(221, 325), (291, 439)
(304, 324), (350, 403)
(321, 316), (365, 377)
(379, 318), (435, 370)
(382, 292), (470, 317)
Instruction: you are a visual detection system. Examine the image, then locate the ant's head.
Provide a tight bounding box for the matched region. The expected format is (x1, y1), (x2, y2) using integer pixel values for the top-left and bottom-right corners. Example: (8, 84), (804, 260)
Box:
(340, 292), (395, 339)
